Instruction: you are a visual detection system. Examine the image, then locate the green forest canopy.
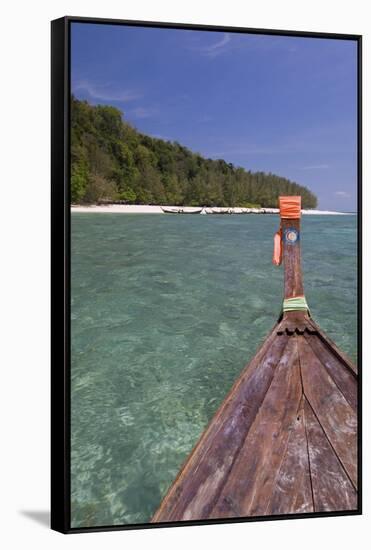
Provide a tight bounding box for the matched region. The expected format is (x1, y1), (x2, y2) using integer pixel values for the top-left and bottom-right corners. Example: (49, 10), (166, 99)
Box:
(71, 96), (318, 209)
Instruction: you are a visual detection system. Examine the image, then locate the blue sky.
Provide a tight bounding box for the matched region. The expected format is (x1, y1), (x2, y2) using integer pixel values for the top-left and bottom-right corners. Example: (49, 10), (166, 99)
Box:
(71, 23), (358, 211)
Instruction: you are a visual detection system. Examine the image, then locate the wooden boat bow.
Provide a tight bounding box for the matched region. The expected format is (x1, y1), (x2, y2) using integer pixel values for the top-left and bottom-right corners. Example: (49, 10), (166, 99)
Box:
(151, 196), (358, 523)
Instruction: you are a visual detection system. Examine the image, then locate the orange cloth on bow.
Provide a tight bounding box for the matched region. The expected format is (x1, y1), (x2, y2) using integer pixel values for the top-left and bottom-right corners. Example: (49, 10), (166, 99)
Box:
(279, 196), (302, 219)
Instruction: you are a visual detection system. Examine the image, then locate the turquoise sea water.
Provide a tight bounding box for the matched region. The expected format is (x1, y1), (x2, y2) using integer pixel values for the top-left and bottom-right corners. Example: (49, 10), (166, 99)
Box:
(70, 213), (357, 528)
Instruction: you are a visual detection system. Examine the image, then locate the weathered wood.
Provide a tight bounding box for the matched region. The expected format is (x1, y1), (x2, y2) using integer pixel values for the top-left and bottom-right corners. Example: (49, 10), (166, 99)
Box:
(307, 317), (357, 375)
(298, 337), (357, 487)
(152, 327), (289, 522)
(303, 331), (357, 411)
(304, 399), (357, 511)
(266, 396), (313, 515)
(281, 218), (304, 299)
(152, 330), (358, 521)
(277, 311), (314, 334)
(210, 336), (302, 518)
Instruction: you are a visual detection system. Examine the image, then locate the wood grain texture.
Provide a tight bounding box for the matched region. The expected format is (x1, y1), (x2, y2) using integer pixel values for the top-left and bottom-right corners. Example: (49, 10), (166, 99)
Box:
(277, 311), (314, 335)
(266, 396), (314, 515)
(307, 318), (357, 375)
(210, 336), (302, 518)
(298, 337), (357, 487)
(303, 331), (357, 411)
(281, 218), (304, 299)
(152, 325), (289, 522)
(152, 328), (358, 522)
(304, 399), (357, 512)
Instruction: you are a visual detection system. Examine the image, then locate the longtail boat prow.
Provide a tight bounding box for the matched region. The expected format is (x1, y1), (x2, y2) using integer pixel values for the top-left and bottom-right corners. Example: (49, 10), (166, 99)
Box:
(151, 196), (358, 523)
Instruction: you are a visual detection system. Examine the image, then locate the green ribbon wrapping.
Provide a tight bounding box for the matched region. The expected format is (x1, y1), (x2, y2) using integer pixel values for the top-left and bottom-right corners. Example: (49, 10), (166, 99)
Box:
(283, 296), (309, 313)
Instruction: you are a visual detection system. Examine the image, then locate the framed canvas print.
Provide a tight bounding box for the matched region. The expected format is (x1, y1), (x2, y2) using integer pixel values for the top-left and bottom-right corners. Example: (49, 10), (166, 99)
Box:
(51, 16), (362, 533)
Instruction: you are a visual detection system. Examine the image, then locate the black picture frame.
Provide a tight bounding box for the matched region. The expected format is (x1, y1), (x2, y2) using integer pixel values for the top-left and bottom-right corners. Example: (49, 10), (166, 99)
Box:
(51, 15), (362, 534)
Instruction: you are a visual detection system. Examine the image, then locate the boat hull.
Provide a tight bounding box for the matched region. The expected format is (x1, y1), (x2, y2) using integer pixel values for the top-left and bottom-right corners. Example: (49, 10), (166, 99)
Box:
(161, 207), (203, 214)
(151, 314), (357, 522)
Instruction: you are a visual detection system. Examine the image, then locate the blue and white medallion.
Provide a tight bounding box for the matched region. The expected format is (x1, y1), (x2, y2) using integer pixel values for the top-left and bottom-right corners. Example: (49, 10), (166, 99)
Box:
(284, 227), (299, 245)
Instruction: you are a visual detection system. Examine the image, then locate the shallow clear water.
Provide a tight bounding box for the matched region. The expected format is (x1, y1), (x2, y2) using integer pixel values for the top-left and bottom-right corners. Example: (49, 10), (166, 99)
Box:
(70, 213), (357, 527)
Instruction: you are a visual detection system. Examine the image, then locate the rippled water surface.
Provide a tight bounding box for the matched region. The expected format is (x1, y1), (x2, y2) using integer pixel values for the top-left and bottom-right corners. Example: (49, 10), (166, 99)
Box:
(71, 213), (357, 527)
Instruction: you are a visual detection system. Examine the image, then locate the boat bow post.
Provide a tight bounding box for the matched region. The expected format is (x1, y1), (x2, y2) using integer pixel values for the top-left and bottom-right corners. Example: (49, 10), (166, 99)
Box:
(273, 196), (311, 333)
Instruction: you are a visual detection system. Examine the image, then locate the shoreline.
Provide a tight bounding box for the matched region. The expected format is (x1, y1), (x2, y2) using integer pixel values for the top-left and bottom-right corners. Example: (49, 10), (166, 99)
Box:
(71, 204), (352, 215)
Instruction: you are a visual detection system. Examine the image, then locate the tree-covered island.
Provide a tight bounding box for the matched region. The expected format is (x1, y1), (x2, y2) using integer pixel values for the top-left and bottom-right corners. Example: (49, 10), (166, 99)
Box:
(71, 97), (317, 209)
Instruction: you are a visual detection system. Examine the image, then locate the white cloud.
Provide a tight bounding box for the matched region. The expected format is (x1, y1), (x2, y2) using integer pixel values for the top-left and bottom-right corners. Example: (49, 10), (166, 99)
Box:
(191, 33), (232, 57)
(335, 191), (351, 198)
(73, 80), (141, 102)
(205, 33), (231, 52)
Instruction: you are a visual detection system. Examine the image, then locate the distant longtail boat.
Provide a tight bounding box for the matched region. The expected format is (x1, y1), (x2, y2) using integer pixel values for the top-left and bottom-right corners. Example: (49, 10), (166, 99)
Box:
(152, 195), (357, 522)
(161, 207), (203, 214)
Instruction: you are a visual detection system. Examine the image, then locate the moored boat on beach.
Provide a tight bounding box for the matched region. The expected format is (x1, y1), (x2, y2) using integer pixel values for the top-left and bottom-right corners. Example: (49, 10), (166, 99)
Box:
(152, 195), (357, 523)
(161, 207), (203, 214)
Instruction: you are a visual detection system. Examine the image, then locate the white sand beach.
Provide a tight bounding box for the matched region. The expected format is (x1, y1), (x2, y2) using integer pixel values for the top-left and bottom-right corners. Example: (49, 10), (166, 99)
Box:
(71, 204), (351, 215)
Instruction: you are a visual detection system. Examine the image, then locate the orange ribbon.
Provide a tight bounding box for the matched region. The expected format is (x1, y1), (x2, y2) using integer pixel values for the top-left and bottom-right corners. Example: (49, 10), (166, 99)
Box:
(272, 228), (282, 266)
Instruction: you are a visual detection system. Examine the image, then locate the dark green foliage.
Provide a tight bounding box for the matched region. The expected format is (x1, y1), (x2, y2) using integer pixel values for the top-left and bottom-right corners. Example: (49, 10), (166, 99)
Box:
(118, 187), (137, 203)
(71, 96), (318, 208)
(71, 149), (89, 203)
